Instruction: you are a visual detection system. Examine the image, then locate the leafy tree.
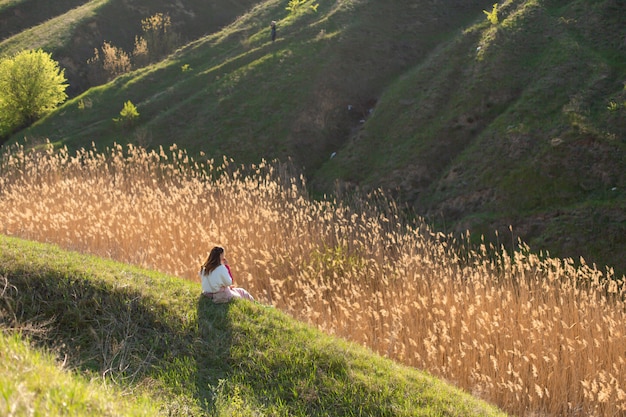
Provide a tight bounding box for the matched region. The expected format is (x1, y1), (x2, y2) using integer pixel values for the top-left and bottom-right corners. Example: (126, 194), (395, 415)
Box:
(0, 49), (68, 137)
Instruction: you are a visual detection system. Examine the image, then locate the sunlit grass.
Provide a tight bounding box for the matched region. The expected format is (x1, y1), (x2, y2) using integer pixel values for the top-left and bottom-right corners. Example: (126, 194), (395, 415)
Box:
(0, 0), (109, 56)
(0, 331), (160, 417)
(1, 142), (625, 416)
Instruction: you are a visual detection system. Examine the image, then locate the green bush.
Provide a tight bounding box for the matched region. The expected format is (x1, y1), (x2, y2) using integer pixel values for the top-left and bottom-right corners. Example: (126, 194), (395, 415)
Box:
(483, 3), (499, 25)
(0, 49), (68, 138)
(286, 0), (319, 14)
(113, 100), (140, 128)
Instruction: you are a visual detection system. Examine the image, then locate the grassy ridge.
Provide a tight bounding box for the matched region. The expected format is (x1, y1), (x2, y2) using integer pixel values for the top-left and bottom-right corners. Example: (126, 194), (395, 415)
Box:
(0, 234), (507, 416)
(0, 0), (91, 41)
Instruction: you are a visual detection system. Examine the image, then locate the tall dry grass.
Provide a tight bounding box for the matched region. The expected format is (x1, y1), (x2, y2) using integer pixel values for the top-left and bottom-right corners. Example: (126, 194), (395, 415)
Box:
(1, 142), (625, 417)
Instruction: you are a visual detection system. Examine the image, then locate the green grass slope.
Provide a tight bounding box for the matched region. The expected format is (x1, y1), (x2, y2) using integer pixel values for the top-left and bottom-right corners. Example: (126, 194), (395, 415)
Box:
(0, 0), (262, 94)
(316, 0), (626, 273)
(0, 234), (508, 416)
(0, 332), (160, 416)
(0, 0), (91, 41)
(8, 0), (492, 167)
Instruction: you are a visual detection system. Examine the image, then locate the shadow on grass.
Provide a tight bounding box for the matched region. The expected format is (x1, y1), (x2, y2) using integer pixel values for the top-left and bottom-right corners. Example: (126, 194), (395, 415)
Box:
(0, 268), (195, 378)
(194, 296), (235, 410)
(0, 254), (241, 414)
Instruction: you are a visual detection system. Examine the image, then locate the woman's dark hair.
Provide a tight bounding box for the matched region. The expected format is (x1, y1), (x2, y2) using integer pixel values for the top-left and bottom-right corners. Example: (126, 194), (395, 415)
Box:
(201, 246), (224, 275)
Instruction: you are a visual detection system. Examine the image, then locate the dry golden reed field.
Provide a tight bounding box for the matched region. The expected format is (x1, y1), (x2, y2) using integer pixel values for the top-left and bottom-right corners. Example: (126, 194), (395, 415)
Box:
(1, 142), (625, 416)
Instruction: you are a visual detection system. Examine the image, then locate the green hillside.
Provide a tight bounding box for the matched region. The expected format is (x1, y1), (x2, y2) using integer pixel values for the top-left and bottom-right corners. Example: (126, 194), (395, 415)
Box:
(5, 0), (490, 163)
(0, 234), (507, 416)
(2, 0), (625, 273)
(317, 0), (626, 271)
(0, 0), (262, 94)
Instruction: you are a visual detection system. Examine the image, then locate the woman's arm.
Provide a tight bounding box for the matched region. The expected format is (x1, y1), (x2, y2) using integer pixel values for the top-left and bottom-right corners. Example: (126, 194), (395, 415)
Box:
(219, 265), (233, 287)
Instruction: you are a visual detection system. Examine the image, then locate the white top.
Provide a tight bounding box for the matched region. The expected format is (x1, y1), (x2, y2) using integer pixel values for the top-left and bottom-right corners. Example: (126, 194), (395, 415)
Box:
(200, 264), (232, 293)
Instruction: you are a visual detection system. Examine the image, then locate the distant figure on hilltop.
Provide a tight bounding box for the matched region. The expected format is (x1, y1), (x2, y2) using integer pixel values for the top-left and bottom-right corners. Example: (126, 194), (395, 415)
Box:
(200, 246), (254, 303)
(270, 21), (277, 42)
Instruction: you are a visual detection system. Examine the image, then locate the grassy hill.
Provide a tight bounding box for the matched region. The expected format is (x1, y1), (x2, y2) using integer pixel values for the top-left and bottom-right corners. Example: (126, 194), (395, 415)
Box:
(0, 0), (262, 95)
(1, 0), (625, 273)
(0, 234), (507, 416)
(318, 0), (626, 271)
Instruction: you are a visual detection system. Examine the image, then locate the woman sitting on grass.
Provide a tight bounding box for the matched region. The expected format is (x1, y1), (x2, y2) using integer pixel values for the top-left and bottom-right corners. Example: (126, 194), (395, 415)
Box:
(200, 246), (255, 303)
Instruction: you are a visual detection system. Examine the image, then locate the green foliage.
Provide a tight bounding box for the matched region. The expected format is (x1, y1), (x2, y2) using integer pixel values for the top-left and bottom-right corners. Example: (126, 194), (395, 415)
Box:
(483, 3), (499, 25)
(286, 0), (319, 14)
(5, 0), (626, 277)
(307, 244), (367, 281)
(113, 100), (140, 127)
(0, 49), (67, 137)
(607, 100), (623, 112)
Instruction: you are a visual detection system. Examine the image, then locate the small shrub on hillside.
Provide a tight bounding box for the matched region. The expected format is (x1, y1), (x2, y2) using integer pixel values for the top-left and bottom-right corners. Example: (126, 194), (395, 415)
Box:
(87, 42), (131, 84)
(286, 0), (319, 14)
(483, 3), (499, 25)
(77, 98), (92, 111)
(132, 35), (150, 68)
(140, 13), (180, 63)
(102, 42), (131, 79)
(607, 100), (624, 112)
(113, 100), (139, 128)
